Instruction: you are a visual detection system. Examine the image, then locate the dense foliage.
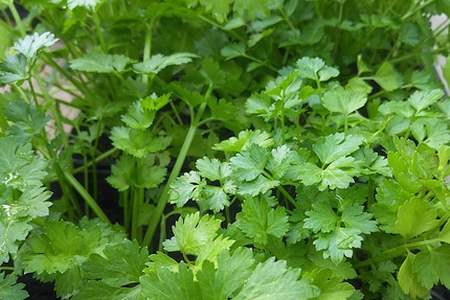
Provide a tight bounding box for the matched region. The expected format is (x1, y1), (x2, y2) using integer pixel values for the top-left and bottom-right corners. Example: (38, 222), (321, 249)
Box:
(1, 0), (450, 299)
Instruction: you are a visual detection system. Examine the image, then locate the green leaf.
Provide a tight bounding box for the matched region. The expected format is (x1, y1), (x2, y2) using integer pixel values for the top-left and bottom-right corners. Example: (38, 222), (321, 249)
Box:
(169, 171), (203, 207)
(313, 133), (363, 165)
(110, 127), (171, 158)
(195, 157), (231, 181)
(298, 158), (359, 191)
(296, 57), (339, 81)
(394, 197), (439, 238)
(0, 137), (51, 263)
(340, 204), (378, 234)
(0, 273), (28, 300)
(163, 212), (231, 258)
(297, 162), (322, 186)
(67, 0), (101, 10)
(107, 154), (167, 191)
(236, 197), (289, 245)
(220, 43), (246, 60)
(354, 148), (392, 177)
(18, 219), (117, 275)
(141, 93), (171, 111)
(372, 62), (403, 92)
(397, 252), (429, 299)
(0, 54), (28, 84)
(320, 157), (358, 190)
(322, 85), (367, 115)
(13, 32), (58, 60)
(141, 263), (201, 300)
(5, 100), (49, 137)
(407, 89), (444, 113)
(266, 145), (296, 180)
(304, 200), (339, 233)
(197, 248), (255, 300)
(133, 53), (198, 74)
(230, 144), (270, 181)
(213, 130), (273, 152)
(81, 240), (148, 288)
(314, 228), (363, 263)
(200, 185), (230, 212)
(121, 101), (155, 130)
(411, 118), (450, 150)
(237, 174), (279, 196)
(234, 257), (317, 300)
(313, 277), (355, 300)
(73, 281), (142, 300)
(413, 246), (450, 289)
(305, 197), (377, 263)
(71, 51), (131, 73)
(184, 0), (232, 23)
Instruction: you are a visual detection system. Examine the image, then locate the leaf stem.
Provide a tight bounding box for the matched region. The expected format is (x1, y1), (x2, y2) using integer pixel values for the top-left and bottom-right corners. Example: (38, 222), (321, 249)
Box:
(278, 185), (297, 207)
(356, 238), (441, 267)
(142, 22), (154, 85)
(27, 79), (39, 106)
(142, 87), (211, 247)
(63, 170), (110, 224)
(278, 7), (296, 32)
(401, 0), (436, 21)
(142, 124), (198, 246)
(73, 148), (118, 174)
(131, 188), (144, 241)
(92, 12), (106, 51)
(8, 2), (26, 35)
(262, 170), (297, 207)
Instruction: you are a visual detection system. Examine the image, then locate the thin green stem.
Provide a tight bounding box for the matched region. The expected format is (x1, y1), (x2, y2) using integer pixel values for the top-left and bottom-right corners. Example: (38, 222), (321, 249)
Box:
(63, 170), (110, 224)
(278, 7), (296, 31)
(170, 101), (183, 125)
(27, 79), (39, 106)
(36, 77), (69, 147)
(243, 54), (278, 72)
(8, 2), (26, 35)
(142, 22), (154, 85)
(124, 190), (130, 231)
(401, 0), (436, 21)
(131, 188), (144, 241)
(2, 9), (12, 25)
(73, 148), (118, 174)
(357, 238), (441, 267)
(53, 83), (83, 99)
(262, 170), (297, 207)
(93, 12), (106, 51)
(182, 252), (193, 264)
(158, 216), (166, 251)
(142, 124), (198, 246)
(42, 55), (93, 99)
(12, 83), (30, 103)
(142, 88), (211, 247)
